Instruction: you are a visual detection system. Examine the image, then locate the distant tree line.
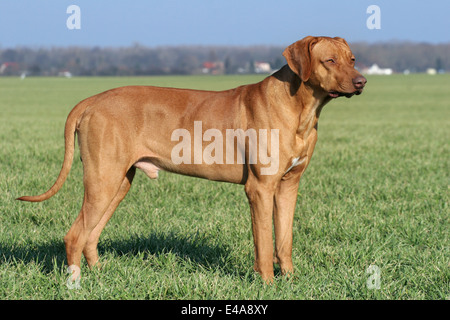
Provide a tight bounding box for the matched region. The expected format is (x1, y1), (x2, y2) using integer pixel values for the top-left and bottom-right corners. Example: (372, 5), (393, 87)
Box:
(0, 41), (449, 76)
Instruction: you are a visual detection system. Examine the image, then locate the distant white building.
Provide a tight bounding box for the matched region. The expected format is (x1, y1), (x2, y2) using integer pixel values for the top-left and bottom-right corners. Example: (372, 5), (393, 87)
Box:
(58, 71), (73, 78)
(364, 64), (393, 75)
(254, 62), (272, 74)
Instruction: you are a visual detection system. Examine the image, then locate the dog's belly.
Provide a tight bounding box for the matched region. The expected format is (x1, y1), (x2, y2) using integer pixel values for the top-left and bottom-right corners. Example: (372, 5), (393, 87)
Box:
(134, 156), (247, 184)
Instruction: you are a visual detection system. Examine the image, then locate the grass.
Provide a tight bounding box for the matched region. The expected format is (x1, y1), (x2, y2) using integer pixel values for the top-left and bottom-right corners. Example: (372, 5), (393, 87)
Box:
(0, 74), (448, 299)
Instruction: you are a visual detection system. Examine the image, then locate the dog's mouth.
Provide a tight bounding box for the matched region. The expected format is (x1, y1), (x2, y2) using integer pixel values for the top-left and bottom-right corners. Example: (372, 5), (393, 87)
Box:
(328, 90), (363, 99)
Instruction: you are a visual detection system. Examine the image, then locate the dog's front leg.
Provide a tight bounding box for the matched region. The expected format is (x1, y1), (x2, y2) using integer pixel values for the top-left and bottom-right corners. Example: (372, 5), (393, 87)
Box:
(273, 172), (302, 277)
(245, 180), (277, 283)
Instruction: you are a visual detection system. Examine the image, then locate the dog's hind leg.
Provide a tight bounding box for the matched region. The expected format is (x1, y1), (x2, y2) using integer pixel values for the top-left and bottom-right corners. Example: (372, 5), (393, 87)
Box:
(63, 163), (132, 272)
(82, 167), (136, 267)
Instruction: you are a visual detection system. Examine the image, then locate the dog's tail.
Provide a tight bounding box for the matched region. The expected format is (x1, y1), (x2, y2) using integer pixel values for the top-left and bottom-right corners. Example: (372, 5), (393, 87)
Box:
(17, 100), (89, 202)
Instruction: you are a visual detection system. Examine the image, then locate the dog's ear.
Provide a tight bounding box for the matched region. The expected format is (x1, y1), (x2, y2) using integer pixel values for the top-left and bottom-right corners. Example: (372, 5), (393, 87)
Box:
(283, 36), (318, 82)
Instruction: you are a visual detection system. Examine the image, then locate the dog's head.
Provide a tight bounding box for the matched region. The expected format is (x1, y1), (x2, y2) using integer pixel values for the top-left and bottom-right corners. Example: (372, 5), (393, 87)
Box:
(283, 36), (366, 98)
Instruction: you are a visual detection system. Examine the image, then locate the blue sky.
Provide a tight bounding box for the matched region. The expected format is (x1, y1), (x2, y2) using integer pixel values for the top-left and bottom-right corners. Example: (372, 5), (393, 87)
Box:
(0, 0), (449, 48)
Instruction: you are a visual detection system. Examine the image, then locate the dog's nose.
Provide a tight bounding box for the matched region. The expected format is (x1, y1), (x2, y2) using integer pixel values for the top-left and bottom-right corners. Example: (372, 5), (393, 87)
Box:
(353, 75), (367, 89)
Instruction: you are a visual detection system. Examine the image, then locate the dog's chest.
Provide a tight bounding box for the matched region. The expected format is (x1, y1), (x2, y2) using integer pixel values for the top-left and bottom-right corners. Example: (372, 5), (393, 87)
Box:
(284, 156), (307, 174)
(285, 119), (319, 175)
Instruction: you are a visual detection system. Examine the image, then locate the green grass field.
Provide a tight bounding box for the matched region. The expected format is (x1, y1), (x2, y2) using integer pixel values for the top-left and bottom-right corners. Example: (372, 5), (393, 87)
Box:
(0, 74), (448, 299)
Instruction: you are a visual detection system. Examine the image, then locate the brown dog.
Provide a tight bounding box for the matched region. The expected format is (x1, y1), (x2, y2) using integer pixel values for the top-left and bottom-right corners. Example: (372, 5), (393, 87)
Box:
(18, 36), (366, 282)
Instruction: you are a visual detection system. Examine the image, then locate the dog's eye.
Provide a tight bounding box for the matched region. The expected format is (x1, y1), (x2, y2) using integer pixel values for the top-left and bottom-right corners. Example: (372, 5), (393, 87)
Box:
(326, 58), (335, 64)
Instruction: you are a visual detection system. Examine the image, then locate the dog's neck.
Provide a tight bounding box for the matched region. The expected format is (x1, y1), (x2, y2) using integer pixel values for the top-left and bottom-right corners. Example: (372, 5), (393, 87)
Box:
(271, 65), (330, 138)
